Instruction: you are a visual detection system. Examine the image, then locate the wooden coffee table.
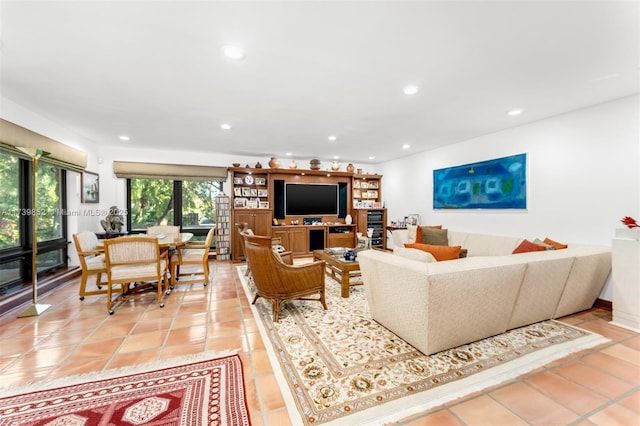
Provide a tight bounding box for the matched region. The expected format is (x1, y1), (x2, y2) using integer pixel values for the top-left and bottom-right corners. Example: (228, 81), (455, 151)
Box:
(313, 249), (362, 298)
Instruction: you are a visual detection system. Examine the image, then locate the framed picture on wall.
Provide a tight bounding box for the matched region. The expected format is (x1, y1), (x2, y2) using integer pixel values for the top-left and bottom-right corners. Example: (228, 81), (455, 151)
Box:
(81, 170), (99, 203)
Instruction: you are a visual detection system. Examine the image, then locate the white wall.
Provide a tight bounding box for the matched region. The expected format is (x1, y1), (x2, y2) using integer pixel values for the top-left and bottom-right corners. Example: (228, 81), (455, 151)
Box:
(379, 95), (640, 301)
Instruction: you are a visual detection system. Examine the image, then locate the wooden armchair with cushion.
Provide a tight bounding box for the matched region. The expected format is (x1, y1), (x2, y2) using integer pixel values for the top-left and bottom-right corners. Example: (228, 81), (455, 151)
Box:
(170, 226), (215, 288)
(242, 234), (327, 322)
(73, 231), (111, 300)
(104, 236), (169, 315)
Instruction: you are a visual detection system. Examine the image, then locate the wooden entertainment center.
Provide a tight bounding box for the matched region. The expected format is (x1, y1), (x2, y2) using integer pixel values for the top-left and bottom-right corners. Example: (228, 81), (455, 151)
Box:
(229, 166), (386, 259)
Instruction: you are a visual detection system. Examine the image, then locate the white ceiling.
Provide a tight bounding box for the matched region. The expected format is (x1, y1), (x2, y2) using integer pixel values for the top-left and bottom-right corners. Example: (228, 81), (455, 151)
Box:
(1, 1), (638, 165)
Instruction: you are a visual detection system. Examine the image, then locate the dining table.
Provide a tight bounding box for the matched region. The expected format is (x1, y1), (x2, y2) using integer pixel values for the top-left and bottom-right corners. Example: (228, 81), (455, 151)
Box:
(96, 232), (194, 299)
(96, 232), (194, 251)
(96, 232), (193, 278)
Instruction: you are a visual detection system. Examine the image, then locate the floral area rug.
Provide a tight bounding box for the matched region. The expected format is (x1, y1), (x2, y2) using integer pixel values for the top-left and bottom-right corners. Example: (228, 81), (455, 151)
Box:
(0, 353), (250, 426)
(238, 265), (609, 425)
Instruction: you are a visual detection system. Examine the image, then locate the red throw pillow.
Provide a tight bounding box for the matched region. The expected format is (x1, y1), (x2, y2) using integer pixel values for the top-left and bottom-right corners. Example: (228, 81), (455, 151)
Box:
(415, 225), (443, 243)
(405, 243), (461, 261)
(512, 239), (547, 254)
(544, 237), (568, 250)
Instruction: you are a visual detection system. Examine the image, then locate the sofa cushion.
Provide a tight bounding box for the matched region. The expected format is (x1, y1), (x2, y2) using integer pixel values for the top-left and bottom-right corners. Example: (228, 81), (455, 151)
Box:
(463, 233), (523, 256)
(513, 239), (547, 254)
(415, 225), (443, 243)
(447, 230), (469, 247)
(405, 243), (461, 261)
(544, 237), (568, 250)
(406, 225), (418, 244)
(392, 229), (412, 247)
(421, 227), (448, 246)
(394, 247), (437, 263)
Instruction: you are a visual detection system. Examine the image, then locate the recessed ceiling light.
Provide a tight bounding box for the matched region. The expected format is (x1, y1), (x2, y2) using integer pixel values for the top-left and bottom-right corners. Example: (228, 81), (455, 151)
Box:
(507, 109), (523, 116)
(222, 45), (245, 60)
(286, 152), (292, 156)
(402, 144), (411, 150)
(403, 85), (419, 95)
(328, 135), (337, 141)
(119, 135), (130, 141)
(369, 156), (375, 160)
(333, 155), (339, 159)
(220, 123), (231, 130)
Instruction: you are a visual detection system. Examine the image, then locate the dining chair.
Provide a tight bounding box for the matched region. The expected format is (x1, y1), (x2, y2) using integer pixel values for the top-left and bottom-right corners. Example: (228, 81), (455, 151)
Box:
(103, 235), (169, 315)
(242, 234), (327, 322)
(147, 225), (181, 238)
(72, 231), (113, 300)
(170, 227), (215, 288)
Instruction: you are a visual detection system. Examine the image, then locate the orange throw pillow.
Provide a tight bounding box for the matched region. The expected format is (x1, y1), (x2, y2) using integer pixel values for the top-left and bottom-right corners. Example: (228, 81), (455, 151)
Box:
(415, 225), (443, 243)
(512, 239), (547, 254)
(404, 243), (461, 261)
(544, 237), (568, 250)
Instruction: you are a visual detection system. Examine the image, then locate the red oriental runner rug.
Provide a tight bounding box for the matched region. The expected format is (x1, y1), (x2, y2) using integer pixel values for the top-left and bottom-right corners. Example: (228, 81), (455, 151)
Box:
(0, 353), (250, 426)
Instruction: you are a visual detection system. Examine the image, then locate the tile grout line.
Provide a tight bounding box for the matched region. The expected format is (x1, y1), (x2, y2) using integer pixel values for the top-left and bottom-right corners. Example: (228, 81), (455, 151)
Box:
(232, 261), (272, 426)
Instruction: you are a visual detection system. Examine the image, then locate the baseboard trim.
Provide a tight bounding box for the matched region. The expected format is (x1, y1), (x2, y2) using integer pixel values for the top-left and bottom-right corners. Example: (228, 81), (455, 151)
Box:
(0, 268), (81, 317)
(593, 298), (612, 311)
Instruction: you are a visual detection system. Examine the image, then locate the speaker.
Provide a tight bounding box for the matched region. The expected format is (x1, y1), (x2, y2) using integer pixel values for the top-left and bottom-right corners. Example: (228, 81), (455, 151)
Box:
(338, 182), (348, 218)
(274, 180), (285, 219)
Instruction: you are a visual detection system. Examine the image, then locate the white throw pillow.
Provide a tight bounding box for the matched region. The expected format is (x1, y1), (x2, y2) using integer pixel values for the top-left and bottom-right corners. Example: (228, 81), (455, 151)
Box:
(406, 224), (417, 244)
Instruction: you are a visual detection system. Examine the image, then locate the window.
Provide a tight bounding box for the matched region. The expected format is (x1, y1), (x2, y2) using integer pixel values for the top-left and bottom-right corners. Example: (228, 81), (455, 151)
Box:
(127, 178), (222, 243)
(181, 181), (220, 243)
(0, 151), (68, 295)
(129, 179), (175, 229)
(0, 152), (19, 251)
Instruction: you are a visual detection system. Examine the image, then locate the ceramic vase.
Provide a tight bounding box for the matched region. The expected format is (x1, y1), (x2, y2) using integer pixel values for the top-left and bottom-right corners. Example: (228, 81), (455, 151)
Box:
(347, 163), (355, 173)
(332, 160), (340, 171)
(345, 214), (353, 225)
(289, 160), (297, 169)
(269, 157), (279, 168)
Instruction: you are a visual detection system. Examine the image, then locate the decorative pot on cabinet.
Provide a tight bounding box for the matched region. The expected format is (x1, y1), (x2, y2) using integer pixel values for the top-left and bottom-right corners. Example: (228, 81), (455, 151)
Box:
(310, 159), (321, 170)
(332, 160), (340, 171)
(347, 163), (355, 173)
(269, 157), (280, 168)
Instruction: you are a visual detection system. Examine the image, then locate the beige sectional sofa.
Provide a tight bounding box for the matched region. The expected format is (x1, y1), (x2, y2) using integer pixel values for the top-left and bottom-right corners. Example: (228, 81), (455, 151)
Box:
(357, 228), (611, 355)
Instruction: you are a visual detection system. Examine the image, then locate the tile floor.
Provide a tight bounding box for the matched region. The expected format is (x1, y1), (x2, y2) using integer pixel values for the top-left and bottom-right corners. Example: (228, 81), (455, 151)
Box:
(0, 259), (638, 425)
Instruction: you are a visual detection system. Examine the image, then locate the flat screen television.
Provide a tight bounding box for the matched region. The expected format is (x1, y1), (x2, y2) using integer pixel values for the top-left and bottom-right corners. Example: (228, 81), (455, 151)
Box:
(285, 183), (339, 216)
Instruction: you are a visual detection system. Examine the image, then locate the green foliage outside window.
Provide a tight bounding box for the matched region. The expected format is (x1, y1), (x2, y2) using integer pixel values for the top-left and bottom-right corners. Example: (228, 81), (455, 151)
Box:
(0, 152), (19, 249)
(36, 163), (62, 241)
(0, 153), (62, 248)
(130, 179), (174, 230)
(182, 180), (219, 228)
(129, 178), (221, 231)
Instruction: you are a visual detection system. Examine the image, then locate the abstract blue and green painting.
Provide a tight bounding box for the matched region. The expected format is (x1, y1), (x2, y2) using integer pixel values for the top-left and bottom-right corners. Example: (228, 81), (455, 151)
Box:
(433, 153), (526, 209)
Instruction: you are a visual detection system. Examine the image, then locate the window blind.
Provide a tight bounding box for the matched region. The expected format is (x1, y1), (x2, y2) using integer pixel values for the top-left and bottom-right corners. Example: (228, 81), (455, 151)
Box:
(113, 161), (228, 182)
(0, 119), (87, 172)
